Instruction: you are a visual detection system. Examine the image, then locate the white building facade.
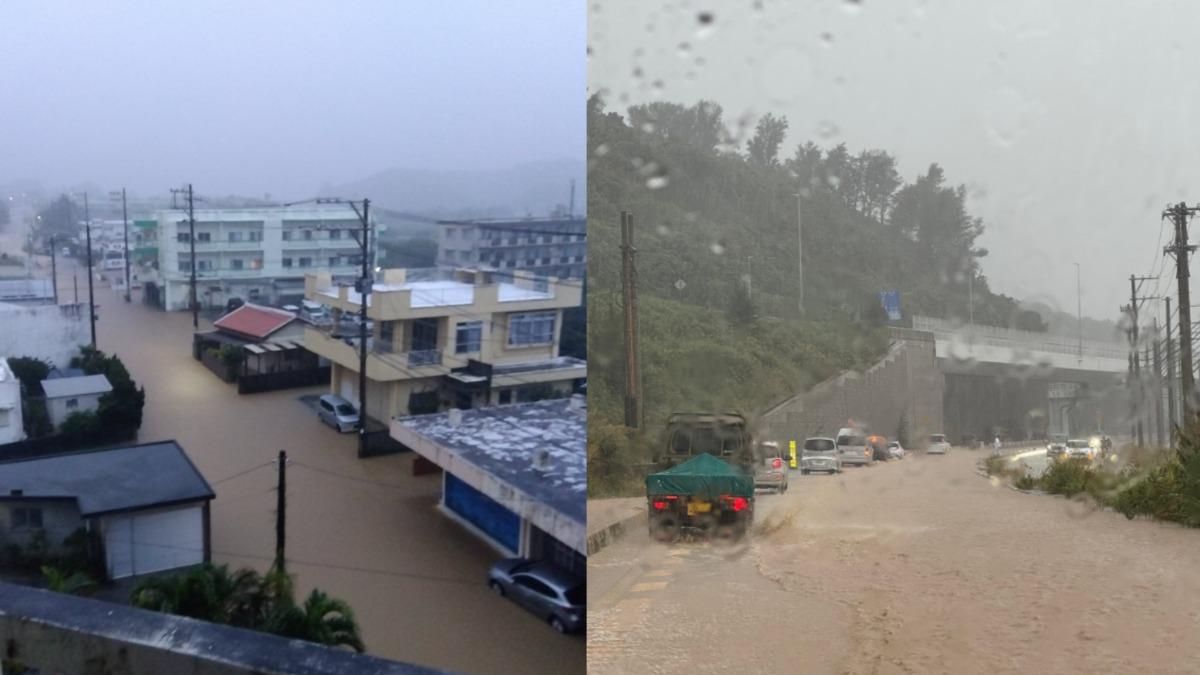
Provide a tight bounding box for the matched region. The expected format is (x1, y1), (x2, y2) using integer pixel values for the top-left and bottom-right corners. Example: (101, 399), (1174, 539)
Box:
(0, 359), (25, 444)
(154, 206), (379, 311)
(0, 303), (89, 369)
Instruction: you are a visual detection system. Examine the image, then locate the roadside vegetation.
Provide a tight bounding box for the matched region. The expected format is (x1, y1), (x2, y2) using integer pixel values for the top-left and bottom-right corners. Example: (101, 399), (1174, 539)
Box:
(986, 422), (1200, 527)
(587, 94), (1028, 496)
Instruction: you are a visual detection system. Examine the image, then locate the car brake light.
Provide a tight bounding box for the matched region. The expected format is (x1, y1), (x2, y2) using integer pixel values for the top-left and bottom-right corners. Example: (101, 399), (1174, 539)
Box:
(772, 458), (782, 469)
(721, 495), (749, 512)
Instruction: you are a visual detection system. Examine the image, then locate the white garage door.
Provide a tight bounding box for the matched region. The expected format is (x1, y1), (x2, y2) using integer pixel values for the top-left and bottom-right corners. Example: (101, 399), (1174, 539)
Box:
(103, 504), (204, 579)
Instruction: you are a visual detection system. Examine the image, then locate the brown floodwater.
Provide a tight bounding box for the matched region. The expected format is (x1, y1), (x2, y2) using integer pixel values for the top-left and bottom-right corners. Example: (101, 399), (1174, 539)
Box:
(49, 258), (584, 674)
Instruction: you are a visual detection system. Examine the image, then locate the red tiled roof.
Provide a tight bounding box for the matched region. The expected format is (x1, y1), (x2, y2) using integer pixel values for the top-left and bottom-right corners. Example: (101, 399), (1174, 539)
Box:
(213, 303), (296, 340)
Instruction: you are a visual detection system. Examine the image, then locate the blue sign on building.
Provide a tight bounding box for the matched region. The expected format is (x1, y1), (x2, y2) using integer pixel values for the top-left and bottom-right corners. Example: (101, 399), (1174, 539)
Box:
(444, 472), (521, 554)
(879, 290), (902, 322)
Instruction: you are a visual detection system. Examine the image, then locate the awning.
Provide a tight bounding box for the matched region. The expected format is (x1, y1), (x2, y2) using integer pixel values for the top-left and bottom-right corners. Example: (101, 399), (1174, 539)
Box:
(244, 344), (267, 355)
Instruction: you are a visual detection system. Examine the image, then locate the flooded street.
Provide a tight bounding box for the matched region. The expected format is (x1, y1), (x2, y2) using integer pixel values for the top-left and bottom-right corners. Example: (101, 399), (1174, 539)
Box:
(589, 450), (1200, 675)
(46, 256), (583, 673)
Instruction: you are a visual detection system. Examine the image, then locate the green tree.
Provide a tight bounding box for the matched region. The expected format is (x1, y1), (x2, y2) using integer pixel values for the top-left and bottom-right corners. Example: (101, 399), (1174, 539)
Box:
(261, 588), (366, 653)
(747, 113), (789, 168)
(6, 356), (52, 395)
(41, 565), (96, 595)
(34, 194), (80, 242)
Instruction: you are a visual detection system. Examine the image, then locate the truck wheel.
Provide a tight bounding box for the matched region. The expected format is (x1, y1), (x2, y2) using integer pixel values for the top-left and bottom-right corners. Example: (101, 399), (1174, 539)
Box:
(651, 516), (679, 542)
(691, 513), (718, 538)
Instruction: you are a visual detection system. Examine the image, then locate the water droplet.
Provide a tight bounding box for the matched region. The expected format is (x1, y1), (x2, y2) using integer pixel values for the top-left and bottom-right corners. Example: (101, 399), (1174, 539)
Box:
(593, 143), (610, 157)
(826, 174), (842, 188)
(710, 243), (725, 255)
(843, 0), (862, 14)
(820, 32), (834, 46)
(697, 11), (714, 25)
(632, 66), (644, 79)
(631, 156), (645, 169)
(651, 79), (665, 96)
(817, 120), (840, 139)
(696, 12), (715, 39)
(677, 42), (692, 57)
(675, 279), (687, 291)
(656, 225), (670, 236)
(685, 212), (698, 223)
(641, 122), (656, 134)
(646, 176), (669, 190)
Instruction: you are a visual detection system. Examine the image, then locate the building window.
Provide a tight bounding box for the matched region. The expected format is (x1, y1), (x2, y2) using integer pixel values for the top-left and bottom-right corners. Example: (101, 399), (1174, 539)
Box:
(197, 232), (211, 242)
(559, 257), (569, 264)
(282, 230), (292, 241)
(302, 230), (313, 241)
(498, 389), (512, 405)
(446, 227), (456, 239)
(177, 233), (190, 243)
(248, 288), (261, 299)
(12, 507), (43, 529)
(573, 255), (584, 263)
(540, 257), (550, 265)
(66, 398), (78, 409)
(328, 257), (339, 267)
(198, 260), (213, 271)
(456, 321), (482, 354)
(329, 229), (341, 240)
(249, 258), (263, 270)
(231, 259), (244, 270)
(299, 257), (312, 268)
(507, 312), (555, 347)
(229, 232), (243, 242)
(248, 231), (261, 242)
(282, 257), (293, 268)
(0, 409), (9, 427)
(507, 237), (518, 245)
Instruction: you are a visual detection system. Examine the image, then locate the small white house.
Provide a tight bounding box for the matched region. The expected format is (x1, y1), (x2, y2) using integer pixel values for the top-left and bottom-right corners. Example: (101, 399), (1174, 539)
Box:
(40, 374), (113, 429)
(0, 358), (25, 444)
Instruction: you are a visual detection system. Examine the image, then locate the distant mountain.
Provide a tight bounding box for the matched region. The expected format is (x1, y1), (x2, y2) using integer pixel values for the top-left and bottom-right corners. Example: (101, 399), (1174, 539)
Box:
(318, 159), (585, 218)
(1020, 300), (1123, 343)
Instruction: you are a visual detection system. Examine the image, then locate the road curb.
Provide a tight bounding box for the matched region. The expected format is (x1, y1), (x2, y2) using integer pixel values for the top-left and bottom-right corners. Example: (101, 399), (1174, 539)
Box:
(587, 510), (646, 556)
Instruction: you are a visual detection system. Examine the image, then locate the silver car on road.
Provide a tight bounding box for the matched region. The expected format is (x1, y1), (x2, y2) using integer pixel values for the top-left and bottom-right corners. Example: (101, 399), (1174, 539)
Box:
(800, 437), (842, 474)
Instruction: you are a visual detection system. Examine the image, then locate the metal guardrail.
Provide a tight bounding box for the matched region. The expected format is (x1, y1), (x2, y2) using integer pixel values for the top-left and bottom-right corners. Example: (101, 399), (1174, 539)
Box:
(912, 316), (1128, 360)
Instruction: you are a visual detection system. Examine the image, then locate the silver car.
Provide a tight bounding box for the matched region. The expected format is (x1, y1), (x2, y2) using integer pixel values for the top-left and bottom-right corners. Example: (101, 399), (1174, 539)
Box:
(755, 441), (789, 492)
(488, 558), (585, 634)
(926, 433), (950, 454)
(800, 437), (842, 474)
(836, 431), (873, 466)
(317, 393), (359, 432)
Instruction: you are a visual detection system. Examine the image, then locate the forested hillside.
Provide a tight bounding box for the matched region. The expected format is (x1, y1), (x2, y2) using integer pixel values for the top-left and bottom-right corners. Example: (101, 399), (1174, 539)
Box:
(586, 96), (1041, 495)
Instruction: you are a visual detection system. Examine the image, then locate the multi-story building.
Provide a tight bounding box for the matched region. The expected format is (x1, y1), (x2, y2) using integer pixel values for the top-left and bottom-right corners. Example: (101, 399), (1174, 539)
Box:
(436, 216), (586, 280)
(151, 206), (378, 311)
(302, 267), (586, 423)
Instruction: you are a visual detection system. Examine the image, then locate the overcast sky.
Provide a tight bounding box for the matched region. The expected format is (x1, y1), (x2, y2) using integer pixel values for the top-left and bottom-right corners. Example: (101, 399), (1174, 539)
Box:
(590, 0), (1200, 323)
(0, 1), (583, 200)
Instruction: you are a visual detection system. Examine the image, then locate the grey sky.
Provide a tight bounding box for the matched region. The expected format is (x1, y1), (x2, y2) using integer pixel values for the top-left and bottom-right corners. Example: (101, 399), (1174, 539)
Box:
(590, 0), (1200, 322)
(1, 1), (583, 200)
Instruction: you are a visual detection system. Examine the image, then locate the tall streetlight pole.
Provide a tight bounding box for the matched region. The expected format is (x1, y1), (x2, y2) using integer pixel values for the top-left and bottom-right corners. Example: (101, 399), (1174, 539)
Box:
(1074, 262), (1082, 363)
(110, 188), (130, 303)
(81, 192), (96, 348)
(285, 197), (373, 457)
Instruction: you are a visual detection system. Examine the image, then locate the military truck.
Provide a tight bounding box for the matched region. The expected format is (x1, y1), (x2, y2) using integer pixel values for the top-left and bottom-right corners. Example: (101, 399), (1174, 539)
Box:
(646, 413), (756, 541)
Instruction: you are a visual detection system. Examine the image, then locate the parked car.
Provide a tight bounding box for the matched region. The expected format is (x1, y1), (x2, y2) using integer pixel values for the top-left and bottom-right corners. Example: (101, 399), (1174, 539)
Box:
(926, 434), (950, 455)
(887, 441), (905, 460)
(300, 299), (331, 325)
(754, 441), (789, 493)
(800, 437), (841, 474)
(487, 558), (585, 634)
(1046, 433), (1068, 452)
(836, 427), (873, 466)
(317, 394), (359, 432)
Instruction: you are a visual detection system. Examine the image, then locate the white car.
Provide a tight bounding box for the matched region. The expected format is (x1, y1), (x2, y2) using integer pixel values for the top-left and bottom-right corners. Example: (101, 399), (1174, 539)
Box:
(926, 434), (950, 454)
(887, 441), (905, 460)
(1064, 439), (1097, 461)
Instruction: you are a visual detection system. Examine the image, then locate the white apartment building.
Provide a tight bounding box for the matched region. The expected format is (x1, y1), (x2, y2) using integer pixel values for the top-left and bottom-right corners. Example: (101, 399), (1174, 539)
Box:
(0, 358), (25, 445)
(154, 206), (379, 311)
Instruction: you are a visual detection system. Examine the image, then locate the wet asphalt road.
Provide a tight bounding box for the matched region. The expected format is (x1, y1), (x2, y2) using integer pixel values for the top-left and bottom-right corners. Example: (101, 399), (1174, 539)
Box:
(43, 256), (583, 674)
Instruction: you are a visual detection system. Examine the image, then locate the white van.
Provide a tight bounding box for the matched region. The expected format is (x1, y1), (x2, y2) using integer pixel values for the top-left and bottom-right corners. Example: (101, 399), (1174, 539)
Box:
(299, 300), (330, 325)
(836, 427), (873, 466)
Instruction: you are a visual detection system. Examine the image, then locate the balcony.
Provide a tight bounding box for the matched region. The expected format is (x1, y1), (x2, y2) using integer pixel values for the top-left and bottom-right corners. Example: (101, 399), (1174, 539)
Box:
(304, 326), (447, 381)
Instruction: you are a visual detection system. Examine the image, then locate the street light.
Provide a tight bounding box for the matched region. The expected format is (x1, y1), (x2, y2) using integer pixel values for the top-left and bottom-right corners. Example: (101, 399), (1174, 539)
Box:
(284, 197), (373, 457)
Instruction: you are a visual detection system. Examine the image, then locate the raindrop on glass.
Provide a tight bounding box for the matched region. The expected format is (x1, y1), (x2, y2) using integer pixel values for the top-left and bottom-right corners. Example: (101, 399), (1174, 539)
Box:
(593, 143), (610, 157)
(843, 0), (862, 14)
(677, 42), (692, 57)
(820, 32), (834, 46)
(710, 243), (725, 255)
(675, 279), (687, 291)
(817, 120), (840, 139)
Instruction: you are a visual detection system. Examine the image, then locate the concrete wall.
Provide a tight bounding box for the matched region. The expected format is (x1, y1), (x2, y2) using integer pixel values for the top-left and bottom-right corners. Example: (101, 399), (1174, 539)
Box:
(0, 358), (24, 443)
(0, 303), (89, 368)
(759, 330), (945, 448)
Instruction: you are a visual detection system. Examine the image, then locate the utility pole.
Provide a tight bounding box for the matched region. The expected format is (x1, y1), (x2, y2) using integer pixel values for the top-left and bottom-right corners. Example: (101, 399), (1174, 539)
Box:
(349, 198), (371, 458)
(1153, 319), (1164, 448)
(119, 188), (130, 302)
(187, 185), (197, 328)
(275, 450), (287, 572)
(1164, 202), (1199, 417)
(795, 193), (804, 314)
(49, 235), (58, 305)
(83, 192), (96, 348)
(568, 178), (576, 217)
(1166, 297), (1177, 448)
(73, 272), (78, 304)
(1127, 276), (1155, 447)
(621, 211), (642, 428)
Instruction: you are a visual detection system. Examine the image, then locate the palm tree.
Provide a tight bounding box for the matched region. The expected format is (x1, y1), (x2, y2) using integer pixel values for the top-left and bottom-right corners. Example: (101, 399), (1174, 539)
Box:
(262, 589), (366, 653)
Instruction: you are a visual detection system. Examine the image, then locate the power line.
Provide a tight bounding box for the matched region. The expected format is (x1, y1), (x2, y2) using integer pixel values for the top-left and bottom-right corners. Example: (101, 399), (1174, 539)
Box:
(209, 460), (275, 486)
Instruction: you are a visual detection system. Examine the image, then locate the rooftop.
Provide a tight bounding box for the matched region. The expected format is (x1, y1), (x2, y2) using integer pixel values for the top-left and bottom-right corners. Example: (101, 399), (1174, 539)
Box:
(0, 441), (214, 517)
(316, 279), (553, 309)
(392, 398), (586, 525)
(214, 303), (298, 340)
(492, 356), (586, 376)
(40, 374), (112, 399)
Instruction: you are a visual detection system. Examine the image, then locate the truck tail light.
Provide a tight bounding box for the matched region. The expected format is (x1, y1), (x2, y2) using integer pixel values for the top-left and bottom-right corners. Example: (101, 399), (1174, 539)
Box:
(721, 495), (749, 512)
(772, 458), (782, 470)
(652, 500), (669, 510)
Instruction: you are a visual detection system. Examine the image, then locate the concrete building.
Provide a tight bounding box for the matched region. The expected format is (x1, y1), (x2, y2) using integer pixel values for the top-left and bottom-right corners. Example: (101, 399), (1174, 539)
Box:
(0, 441), (215, 580)
(390, 396), (586, 575)
(0, 279), (55, 305)
(303, 267), (586, 423)
(436, 216), (586, 280)
(150, 206), (379, 311)
(0, 302), (89, 368)
(0, 359), (25, 444)
(40, 374), (112, 429)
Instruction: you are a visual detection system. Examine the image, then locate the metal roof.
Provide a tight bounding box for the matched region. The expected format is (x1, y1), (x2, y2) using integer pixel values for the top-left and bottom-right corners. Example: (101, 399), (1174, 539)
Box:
(40, 374), (113, 399)
(0, 441), (215, 517)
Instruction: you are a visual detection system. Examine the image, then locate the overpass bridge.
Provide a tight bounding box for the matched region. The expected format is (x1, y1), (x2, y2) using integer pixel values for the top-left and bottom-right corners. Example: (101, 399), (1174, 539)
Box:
(910, 316), (1130, 440)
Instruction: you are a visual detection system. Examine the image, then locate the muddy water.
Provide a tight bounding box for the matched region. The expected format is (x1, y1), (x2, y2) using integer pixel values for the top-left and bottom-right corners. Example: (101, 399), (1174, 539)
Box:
(54, 259), (583, 674)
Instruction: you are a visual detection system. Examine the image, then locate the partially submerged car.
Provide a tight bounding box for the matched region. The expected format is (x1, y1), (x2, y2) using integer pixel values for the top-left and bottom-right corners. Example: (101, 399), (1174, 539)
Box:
(837, 427), (873, 466)
(926, 434), (950, 454)
(887, 441), (905, 460)
(487, 558), (585, 634)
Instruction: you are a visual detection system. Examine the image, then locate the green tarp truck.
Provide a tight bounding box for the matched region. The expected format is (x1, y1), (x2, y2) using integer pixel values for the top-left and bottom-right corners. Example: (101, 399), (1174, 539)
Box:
(646, 453), (755, 541)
